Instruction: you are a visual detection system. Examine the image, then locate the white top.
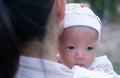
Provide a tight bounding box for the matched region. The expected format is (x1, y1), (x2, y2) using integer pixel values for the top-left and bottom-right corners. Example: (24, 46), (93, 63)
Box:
(72, 65), (113, 78)
(88, 55), (120, 78)
(15, 56), (73, 78)
(15, 56), (115, 78)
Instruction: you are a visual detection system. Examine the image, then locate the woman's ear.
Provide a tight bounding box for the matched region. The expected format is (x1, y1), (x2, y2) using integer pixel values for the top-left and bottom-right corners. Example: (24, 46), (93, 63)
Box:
(55, 0), (66, 21)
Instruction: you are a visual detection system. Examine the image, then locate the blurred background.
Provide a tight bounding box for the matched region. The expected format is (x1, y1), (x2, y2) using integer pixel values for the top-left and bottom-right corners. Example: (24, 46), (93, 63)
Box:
(67, 0), (120, 74)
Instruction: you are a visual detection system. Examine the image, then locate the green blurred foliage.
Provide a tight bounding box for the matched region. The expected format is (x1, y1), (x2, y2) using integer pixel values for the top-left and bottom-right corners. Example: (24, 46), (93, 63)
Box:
(67, 0), (73, 3)
(113, 62), (120, 74)
(89, 0), (104, 18)
(90, 0), (117, 19)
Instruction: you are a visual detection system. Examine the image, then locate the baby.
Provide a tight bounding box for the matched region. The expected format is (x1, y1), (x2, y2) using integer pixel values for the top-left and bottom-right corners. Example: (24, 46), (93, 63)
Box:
(58, 3), (120, 78)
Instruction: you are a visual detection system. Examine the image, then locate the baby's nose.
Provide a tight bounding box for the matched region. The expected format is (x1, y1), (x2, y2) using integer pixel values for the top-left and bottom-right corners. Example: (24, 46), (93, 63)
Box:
(75, 50), (85, 59)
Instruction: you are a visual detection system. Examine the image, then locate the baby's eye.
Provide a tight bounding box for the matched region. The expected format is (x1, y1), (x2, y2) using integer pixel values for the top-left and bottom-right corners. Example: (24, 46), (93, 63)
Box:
(86, 47), (93, 51)
(67, 46), (75, 50)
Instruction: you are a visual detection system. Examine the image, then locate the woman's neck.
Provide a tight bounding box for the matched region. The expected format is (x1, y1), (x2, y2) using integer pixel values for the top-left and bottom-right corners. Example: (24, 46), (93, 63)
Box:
(20, 22), (59, 62)
(20, 39), (58, 62)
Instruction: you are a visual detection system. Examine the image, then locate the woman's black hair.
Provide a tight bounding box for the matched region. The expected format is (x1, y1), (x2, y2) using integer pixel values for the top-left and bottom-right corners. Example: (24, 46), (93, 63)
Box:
(0, 0), (54, 78)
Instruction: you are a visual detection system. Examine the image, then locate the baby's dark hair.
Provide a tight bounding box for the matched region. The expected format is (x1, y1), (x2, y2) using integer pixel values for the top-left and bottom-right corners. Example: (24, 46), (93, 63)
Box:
(0, 0), (54, 78)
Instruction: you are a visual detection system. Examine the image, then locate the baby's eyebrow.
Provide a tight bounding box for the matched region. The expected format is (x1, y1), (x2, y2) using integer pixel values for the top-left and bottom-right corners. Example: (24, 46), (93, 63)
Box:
(86, 43), (98, 46)
(62, 43), (74, 47)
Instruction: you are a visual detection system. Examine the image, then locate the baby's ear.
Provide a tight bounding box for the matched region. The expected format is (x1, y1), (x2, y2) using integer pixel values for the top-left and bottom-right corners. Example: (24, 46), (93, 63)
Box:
(55, 0), (66, 21)
(57, 53), (61, 63)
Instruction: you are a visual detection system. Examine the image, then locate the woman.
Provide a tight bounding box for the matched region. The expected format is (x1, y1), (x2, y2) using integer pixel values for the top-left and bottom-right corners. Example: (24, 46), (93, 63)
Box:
(0, 0), (66, 78)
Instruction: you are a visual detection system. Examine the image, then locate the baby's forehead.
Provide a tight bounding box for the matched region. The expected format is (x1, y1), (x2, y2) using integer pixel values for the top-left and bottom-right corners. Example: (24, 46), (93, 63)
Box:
(60, 26), (98, 42)
(60, 36), (98, 47)
(60, 26), (98, 41)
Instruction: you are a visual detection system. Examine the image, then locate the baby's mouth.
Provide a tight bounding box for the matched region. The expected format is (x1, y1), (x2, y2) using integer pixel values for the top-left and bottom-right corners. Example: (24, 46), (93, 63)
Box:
(76, 64), (85, 67)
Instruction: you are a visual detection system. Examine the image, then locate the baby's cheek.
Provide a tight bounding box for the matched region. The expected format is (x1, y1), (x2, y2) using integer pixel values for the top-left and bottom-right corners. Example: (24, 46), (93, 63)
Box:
(86, 57), (95, 67)
(67, 58), (75, 68)
(61, 55), (73, 68)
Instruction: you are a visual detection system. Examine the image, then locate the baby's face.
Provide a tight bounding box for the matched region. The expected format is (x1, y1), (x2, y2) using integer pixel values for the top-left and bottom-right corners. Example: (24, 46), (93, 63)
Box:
(59, 26), (98, 69)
